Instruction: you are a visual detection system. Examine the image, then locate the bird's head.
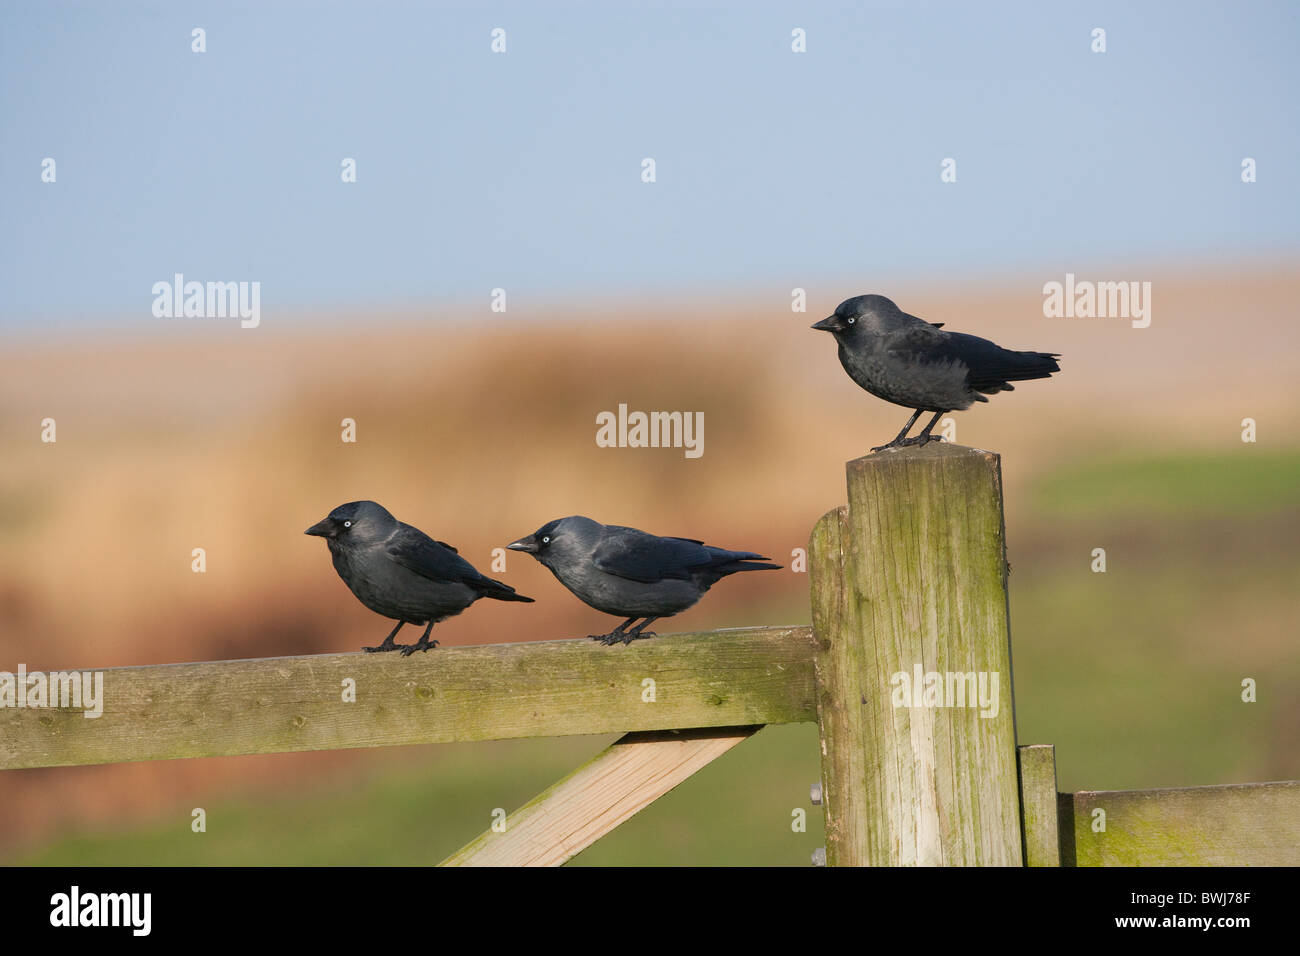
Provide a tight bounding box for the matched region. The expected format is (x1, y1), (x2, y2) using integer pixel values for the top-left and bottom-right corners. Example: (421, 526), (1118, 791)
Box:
(507, 516), (597, 568)
(811, 294), (902, 338)
(305, 500), (395, 548)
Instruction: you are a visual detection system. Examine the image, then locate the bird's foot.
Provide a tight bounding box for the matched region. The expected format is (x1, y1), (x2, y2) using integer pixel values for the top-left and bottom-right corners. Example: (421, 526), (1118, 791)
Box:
(399, 638), (441, 657)
(873, 434), (944, 452)
(621, 631), (656, 644)
(589, 632), (624, 646)
(362, 639), (408, 653)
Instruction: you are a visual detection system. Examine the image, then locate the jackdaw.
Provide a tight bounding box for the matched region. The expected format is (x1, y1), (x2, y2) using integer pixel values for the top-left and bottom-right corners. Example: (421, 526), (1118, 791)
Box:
(812, 294), (1060, 451)
(306, 500), (533, 655)
(506, 516), (780, 644)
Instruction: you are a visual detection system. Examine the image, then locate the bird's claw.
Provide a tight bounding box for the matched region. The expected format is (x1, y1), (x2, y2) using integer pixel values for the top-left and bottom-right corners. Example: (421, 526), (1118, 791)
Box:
(399, 639), (441, 657)
(588, 630), (657, 645)
(362, 642), (408, 653)
(871, 434), (944, 453)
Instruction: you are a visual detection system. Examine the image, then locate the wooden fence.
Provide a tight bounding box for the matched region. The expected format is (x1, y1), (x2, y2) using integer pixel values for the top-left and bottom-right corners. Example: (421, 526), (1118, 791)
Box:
(2, 444), (1295, 865)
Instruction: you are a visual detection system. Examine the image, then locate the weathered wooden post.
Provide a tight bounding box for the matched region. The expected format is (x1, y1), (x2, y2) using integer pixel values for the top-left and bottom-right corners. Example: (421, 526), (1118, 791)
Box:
(810, 443), (1022, 865)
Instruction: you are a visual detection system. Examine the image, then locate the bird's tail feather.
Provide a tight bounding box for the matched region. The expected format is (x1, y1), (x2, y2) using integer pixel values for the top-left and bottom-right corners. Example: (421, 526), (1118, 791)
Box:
(1000, 349), (1060, 381)
(717, 556), (783, 575)
(475, 577), (535, 602)
(967, 349), (1060, 394)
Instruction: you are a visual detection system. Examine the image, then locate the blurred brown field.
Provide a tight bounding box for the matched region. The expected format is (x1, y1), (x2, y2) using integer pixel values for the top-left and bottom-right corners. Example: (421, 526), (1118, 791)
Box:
(1, 265), (1297, 859)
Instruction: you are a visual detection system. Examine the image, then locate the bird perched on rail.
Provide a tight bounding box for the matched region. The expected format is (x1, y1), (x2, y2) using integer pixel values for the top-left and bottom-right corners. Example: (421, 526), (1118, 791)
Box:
(812, 294), (1060, 451)
(507, 516), (780, 645)
(306, 500), (533, 655)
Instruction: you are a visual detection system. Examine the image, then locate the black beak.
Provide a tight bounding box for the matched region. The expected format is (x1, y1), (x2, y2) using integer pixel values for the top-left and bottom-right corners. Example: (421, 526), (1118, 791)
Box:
(305, 519), (335, 538)
(506, 536), (538, 554)
(811, 315), (843, 332)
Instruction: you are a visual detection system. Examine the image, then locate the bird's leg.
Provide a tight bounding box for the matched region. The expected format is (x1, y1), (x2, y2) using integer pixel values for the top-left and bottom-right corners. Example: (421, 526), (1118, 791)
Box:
(871, 409), (924, 452)
(363, 621), (408, 653)
(400, 621), (441, 657)
(620, 617), (660, 644)
(591, 617), (638, 645)
(899, 411), (946, 448)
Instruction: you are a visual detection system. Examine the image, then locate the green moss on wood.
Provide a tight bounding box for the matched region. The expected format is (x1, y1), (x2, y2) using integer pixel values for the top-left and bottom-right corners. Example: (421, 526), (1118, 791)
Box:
(812, 445), (1023, 866)
(1064, 781), (1300, 865)
(1018, 744), (1060, 866)
(0, 627), (816, 770)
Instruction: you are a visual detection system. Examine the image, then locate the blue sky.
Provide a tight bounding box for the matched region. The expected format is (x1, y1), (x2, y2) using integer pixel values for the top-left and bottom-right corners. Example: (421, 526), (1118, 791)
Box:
(2, 0), (1297, 328)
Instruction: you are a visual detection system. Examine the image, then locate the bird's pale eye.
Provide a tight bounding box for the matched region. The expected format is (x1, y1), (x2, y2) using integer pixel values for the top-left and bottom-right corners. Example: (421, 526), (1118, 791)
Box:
(542, 536), (550, 544)
(343, 520), (352, 528)
(847, 316), (856, 324)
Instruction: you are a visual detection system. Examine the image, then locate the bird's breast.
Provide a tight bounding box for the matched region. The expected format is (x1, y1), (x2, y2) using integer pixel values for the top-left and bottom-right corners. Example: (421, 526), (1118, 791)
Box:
(838, 342), (974, 411)
(550, 564), (701, 617)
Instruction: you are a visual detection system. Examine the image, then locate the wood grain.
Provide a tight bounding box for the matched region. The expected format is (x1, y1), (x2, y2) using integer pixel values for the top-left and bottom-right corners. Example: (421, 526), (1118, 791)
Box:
(1018, 744), (1060, 866)
(811, 443), (1023, 865)
(441, 726), (761, 866)
(0, 628), (815, 769)
(1063, 780), (1300, 866)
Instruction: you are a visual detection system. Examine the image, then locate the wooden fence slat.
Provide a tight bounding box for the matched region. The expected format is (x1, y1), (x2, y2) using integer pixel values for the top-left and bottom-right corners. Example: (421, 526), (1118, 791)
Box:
(1062, 780), (1300, 866)
(0, 628), (816, 770)
(811, 444), (1023, 865)
(809, 504), (877, 862)
(440, 725), (761, 866)
(1018, 744), (1060, 866)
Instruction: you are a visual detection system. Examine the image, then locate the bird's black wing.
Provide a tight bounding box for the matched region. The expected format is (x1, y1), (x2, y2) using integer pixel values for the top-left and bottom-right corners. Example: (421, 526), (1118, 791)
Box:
(592, 527), (716, 583)
(889, 329), (1059, 393)
(385, 524), (483, 584)
(885, 320), (947, 348)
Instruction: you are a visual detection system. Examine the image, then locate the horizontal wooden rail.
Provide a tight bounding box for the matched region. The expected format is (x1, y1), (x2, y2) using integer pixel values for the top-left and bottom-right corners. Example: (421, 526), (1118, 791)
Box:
(1060, 780), (1300, 866)
(0, 626), (816, 770)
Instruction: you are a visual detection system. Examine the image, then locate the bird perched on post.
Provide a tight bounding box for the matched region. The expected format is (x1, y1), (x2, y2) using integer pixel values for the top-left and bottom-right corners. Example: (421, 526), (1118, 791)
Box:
(507, 516), (780, 645)
(305, 500), (533, 655)
(812, 294), (1060, 451)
